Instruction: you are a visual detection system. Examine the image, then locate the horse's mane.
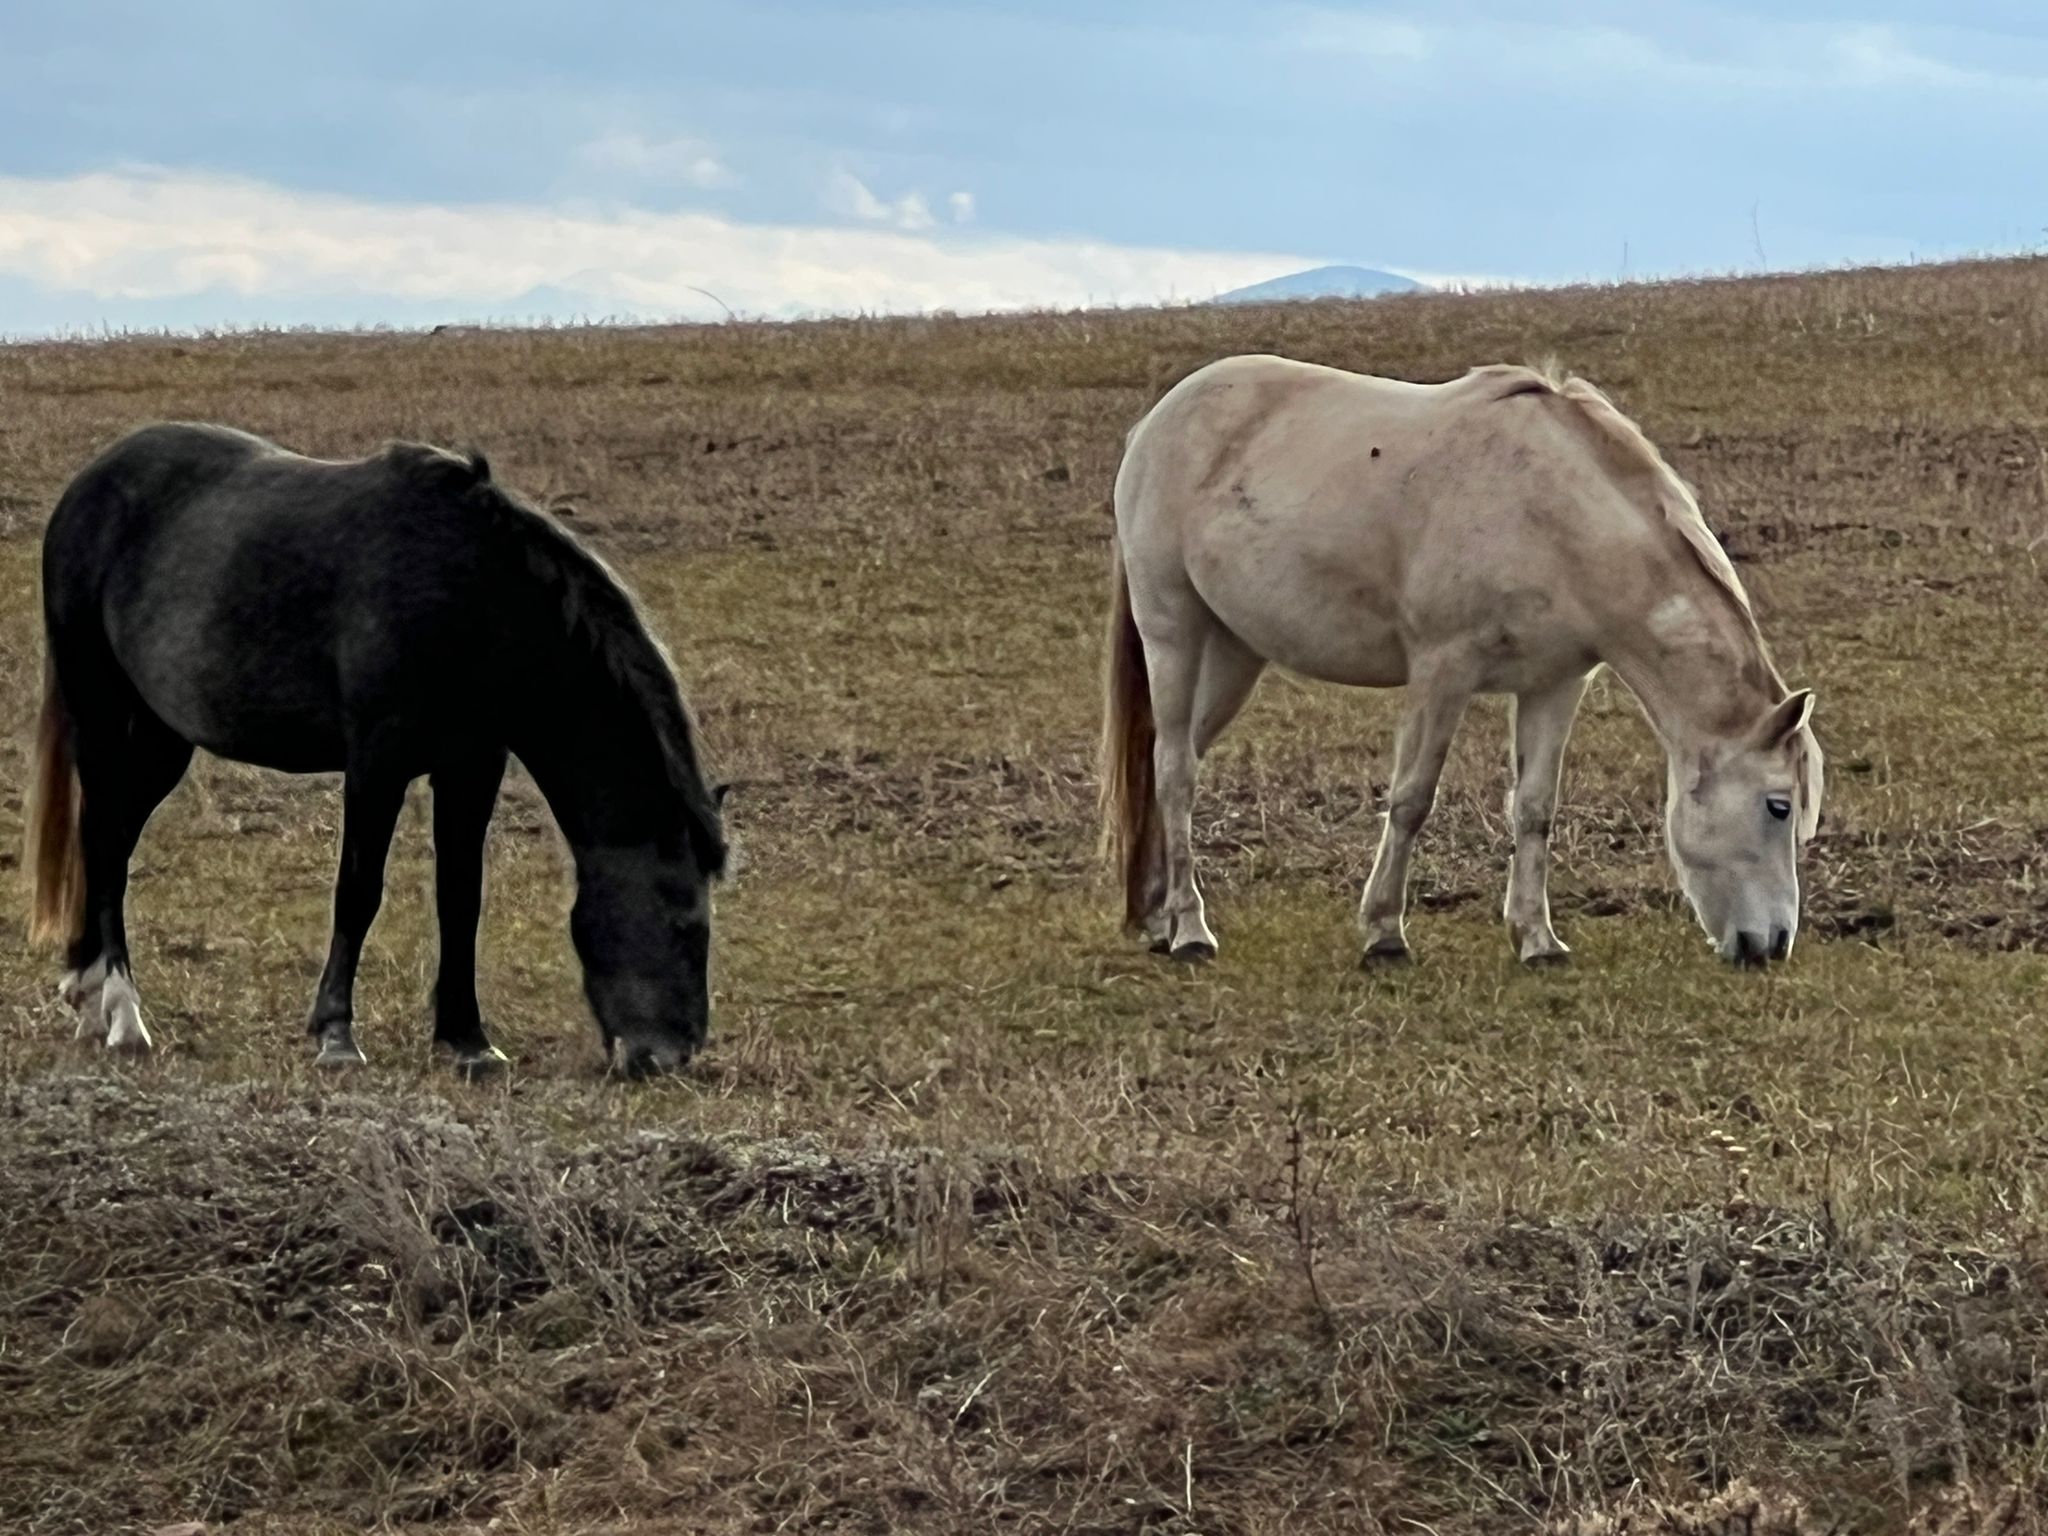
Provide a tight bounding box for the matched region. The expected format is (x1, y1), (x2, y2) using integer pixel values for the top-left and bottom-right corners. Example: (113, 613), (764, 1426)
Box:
(399, 446), (728, 875)
(1472, 361), (1764, 645)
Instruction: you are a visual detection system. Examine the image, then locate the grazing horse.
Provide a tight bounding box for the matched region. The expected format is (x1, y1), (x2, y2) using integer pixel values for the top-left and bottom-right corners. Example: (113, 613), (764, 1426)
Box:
(1100, 355), (1823, 968)
(24, 424), (727, 1076)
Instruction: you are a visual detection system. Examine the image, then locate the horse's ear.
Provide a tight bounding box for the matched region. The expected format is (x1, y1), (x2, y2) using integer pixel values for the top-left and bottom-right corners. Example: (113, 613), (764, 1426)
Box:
(1752, 689), (1814, 751)
(713, 782), (731, 807)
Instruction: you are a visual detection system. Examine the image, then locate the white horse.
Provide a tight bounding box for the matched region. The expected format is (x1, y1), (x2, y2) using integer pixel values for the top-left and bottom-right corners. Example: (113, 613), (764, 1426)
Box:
(1099, 355), (1822, 968)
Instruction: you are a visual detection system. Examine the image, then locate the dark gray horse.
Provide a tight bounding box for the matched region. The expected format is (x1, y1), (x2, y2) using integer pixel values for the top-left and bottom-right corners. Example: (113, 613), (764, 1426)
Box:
(24, 424), (727, 1077)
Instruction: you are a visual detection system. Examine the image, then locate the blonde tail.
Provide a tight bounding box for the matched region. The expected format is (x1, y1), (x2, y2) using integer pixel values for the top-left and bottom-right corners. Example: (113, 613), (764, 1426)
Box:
(24, 657), (86, 949)
(1098, 545), (1159, 931)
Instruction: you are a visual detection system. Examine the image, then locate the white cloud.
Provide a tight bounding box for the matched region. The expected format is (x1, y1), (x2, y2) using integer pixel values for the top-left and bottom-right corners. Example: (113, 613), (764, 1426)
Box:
(825, 169), (936, 232)
(1279, 7), (2026, 93)
(948, 191), (975, 225)
(1827, 25), (1976, 89)
(0, 167), (1324, 327)
(1282, 11), (1433, 61)
(579, 130), (735, 190)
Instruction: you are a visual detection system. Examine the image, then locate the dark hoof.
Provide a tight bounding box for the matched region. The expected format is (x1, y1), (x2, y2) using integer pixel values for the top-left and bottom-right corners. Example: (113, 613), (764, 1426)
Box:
(1521, 948), (1571, 969)
(314, 1039), (367, 1069)
(454, 1044), (511, 1080)
(1147, 935), (1173, 955)
(1360, 940), (1412, 968)
(1168, 939), (1217, 964)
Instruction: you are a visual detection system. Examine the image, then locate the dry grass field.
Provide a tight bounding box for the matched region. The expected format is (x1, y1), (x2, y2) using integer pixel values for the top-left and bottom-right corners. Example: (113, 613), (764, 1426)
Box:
(9, 258), (2048, 1532)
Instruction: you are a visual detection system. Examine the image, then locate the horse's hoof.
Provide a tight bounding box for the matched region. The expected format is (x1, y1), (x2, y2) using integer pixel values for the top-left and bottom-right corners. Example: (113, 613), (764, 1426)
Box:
(1168, 939), (1217, 964)
(1360, 939), (1412, 968)
(314, 1042), (367, 1069)
(1521, 946), (1571, 968)
(102, 976), (152, 1053)
(1147, 935), (1173, 955)
(455, 1045), (511, 1080)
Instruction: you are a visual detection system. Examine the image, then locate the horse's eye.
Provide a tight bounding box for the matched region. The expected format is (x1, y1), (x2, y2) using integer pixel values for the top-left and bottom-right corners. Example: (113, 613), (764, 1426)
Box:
(1766, 795), (1793, 822)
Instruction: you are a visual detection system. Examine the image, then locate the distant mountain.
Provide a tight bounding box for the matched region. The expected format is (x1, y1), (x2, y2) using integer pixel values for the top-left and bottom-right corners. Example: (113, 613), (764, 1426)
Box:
(1213, 265), (1427, 305)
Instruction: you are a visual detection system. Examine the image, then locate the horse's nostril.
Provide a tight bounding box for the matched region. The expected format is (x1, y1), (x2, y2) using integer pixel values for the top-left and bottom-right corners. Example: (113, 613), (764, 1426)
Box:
(1770, 927), (1791, 961)
(1732, 931), (1769, 969)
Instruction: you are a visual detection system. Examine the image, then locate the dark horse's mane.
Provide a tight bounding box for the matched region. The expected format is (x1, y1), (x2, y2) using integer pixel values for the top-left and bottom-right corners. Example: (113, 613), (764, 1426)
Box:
(405, 445), (727, 876)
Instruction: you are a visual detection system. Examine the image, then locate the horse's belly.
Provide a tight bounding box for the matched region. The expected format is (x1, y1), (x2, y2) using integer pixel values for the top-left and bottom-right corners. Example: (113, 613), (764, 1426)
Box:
(116, 635), (348, 774)
(1225, 603), (1409, 688)
(189, 714), (348, 775)
(1188, 540), (1410, 688)
(157, 689), (347, 774)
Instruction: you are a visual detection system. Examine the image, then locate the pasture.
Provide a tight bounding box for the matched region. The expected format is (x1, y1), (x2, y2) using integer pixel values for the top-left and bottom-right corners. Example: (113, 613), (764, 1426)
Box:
(7, 258), (2048, 1532)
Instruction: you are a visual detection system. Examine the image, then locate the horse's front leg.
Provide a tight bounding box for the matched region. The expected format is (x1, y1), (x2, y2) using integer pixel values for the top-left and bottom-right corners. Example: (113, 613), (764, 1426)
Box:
(309, 765), (407, 1067)
(429, 749), (509, 1075)
(1504, 675), (1588, 964)
(1359, 671), (1472, 963)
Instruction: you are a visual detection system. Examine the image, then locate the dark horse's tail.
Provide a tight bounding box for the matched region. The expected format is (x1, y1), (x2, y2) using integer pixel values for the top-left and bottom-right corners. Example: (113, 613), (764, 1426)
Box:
(25, 656), (86, 948)
(1098, 544), (1159, 932)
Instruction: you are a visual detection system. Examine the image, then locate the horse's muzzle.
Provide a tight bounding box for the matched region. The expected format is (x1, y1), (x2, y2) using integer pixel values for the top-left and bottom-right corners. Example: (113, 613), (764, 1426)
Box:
(1727, 928), (1792, 968)
(610, 1037), (692, 1079)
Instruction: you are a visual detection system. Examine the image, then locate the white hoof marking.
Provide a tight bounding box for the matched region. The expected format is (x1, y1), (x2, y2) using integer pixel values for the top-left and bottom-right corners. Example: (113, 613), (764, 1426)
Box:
(102, 972), (153, 1054)
(314, 1039), (367, 1069)
(61, 957), (108, 1010)
(63, 959), (111, 1042)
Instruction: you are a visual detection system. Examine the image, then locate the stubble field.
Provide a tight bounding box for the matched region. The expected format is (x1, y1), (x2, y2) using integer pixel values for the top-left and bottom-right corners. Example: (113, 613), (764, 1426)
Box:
(8, 259), (2048, 1532)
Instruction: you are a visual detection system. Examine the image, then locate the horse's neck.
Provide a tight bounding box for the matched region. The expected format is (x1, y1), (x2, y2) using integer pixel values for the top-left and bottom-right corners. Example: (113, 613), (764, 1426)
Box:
(1600, 572), (1778, 756)
(507, 642), (669, 853)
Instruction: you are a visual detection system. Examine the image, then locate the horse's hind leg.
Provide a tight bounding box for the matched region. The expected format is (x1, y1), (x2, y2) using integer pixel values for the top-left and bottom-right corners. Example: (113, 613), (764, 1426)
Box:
(308, 760), (407, 1067)
(429, 748), (509, 1075)
(1123, 591), (1230, 961)
(1194, 627), (1268, 760)
(1148, 648), (1215, 960)
(71, 705), (193, 1052)
(1503, 675), (1588, 964)
(1359, 663), (1472, 964)
(1133, 628), (1267, 952)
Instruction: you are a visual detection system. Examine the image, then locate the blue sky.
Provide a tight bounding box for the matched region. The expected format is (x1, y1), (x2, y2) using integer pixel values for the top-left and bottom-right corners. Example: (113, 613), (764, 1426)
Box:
(3, 2), (2045, 333)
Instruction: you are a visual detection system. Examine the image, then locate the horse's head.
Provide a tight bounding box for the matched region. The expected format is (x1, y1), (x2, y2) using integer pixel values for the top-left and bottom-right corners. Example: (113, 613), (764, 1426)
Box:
(1664, 689), (1823, 967)
(570, 837), (720, 1076)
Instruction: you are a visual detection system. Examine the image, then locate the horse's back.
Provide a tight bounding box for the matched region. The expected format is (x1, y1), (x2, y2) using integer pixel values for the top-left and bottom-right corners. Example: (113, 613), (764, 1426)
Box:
(43, 424), (503, 772)
(1115, 356), (1628, 692)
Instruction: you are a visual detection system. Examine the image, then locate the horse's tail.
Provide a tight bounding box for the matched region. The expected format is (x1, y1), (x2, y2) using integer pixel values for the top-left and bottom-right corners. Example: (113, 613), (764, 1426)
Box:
(1098, 542), (1159, 932)
(24, 656), (86, 949)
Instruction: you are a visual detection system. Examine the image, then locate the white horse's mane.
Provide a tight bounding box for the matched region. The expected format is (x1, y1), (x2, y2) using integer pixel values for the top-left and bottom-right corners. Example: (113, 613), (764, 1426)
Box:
(1470, 361), (1756, 628)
